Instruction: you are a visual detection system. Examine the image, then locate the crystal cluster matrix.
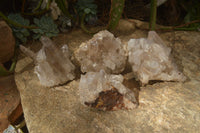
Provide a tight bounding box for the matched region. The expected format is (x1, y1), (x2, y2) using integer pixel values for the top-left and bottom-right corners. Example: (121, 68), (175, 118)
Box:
(79, 70), (137, 111)
(128, 31), (186, 84)
(20, 36), (75, 87)
(75, 30), (126, 74)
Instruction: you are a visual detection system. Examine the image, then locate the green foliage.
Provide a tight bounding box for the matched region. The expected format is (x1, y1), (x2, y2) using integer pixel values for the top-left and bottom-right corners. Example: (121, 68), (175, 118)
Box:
(76, 0), (97, 22)
(0, 56), (16, 76)
(7, 13), (30, 44)
(107, 0), (125, 31)
(149, 0), (157, 31)
(0, 64), (10, 76)
(7, 13), (59, 43)
(55, 0), (72, 19)
(58, 15), (71, 32)
(32, 16), (59, 39)
(177, 0), (200, 30)
(183, 0), (200, 30)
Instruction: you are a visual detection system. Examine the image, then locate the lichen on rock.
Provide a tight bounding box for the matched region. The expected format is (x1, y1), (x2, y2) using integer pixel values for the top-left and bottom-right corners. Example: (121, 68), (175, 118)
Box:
(75, 30), (127, 74)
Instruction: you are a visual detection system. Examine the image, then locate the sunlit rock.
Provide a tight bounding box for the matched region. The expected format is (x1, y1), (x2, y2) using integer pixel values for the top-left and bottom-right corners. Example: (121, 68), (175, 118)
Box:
(128, 31), (186, 84)
(75, 30), (126, 74)
(20, 36), (75, 87)
(79, 70), (137, 111)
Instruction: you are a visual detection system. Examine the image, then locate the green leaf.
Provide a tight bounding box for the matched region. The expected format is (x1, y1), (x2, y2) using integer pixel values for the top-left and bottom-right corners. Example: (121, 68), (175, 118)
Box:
(76, 0), (98, 22)
(15, 33), (24, 40)
(21, 29), (30, 36)
(32, 28), (44, 34)
(21, 37), (27, 43)
(7, 13), (31, 43)
(33, 34), (41, 40)
(33, 18), (40, 25)
(45, 32), (56, 37)
(8, 13), (30, 26)
(31, 16), (59, 39)
(84, 8), (91, 14)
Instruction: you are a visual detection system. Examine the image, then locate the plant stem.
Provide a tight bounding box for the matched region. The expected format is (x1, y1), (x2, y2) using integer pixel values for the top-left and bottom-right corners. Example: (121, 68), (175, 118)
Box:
(0, 46), (17, 76)
(160, 27), (199, 31)
(16, 120), (26, 129)
(107, 0), (125, 31)
(22, 0), (51, 16)
(159, 19), (200, 31)
(55, 0), (73, 19)
(8, 57), (17, 72)
(21, 0), (26, 13)
(0, 11), (37, 29)
(174, 19), (200, 28)
(33, 0), (44, 12)
(149, 0), (157, 31)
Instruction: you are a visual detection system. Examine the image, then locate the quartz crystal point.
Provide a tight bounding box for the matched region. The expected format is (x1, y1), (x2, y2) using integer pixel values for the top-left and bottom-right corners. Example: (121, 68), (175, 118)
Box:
(128, 31), (186, 84)
(79, 70), (137, 111)
(75, 30), (126, 74)
(20, 36), (75, 87)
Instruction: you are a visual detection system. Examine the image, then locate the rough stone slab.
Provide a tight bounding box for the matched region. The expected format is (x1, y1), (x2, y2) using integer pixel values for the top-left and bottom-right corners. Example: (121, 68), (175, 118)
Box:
(15, 29), (200, 133)
(0, 75), (20, 132)
(15, 69), (200, 133)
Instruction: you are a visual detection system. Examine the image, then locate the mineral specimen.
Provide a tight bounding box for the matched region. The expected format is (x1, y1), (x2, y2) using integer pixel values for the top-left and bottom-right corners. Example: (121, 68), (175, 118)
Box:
(79, 70), (138, 111)
(20, 36), (75, 87)
(75, 30), (126, 74)
(128, 31), (186, 84)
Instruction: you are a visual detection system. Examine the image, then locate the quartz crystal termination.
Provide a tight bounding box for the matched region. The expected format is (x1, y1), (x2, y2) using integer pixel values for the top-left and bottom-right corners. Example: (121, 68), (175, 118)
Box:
(75, 30), (127, 74)
(128, 31), (186, 84)
(79, 70), (137, 111)
(20, 36), (75, 87)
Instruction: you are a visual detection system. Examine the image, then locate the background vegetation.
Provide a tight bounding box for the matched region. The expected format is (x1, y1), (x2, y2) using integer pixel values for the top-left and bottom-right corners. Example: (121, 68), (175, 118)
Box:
(0, 0), (200, 75)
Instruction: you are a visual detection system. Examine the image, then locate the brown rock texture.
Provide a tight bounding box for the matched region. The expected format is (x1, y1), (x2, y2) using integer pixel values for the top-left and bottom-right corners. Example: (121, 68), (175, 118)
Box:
(15, 26), (200, 133)
(0, 75), (20, 132)
(0, 21), (15, 63)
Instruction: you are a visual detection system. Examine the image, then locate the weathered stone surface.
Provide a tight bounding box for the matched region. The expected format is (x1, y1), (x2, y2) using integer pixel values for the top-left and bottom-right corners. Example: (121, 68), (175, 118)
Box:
(0, 21), (15, 63)
(15, 57), (33, 73)
(128, 31), (186, 84)
(116, 19), (136, 34)
(0, 75), (20, 132)
(15, 29), (200, 133)
(75, 30), (126, 74)
(20, 36), (75, 87)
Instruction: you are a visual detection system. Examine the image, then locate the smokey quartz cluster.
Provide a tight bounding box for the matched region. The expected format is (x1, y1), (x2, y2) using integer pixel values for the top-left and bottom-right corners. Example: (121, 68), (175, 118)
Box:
(20, 36), (75, 87)
(79, 70), (138, 111)
(75, 30), (126, 74)
(19, 30), (186, 111)
(128, 31), (186, 84)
